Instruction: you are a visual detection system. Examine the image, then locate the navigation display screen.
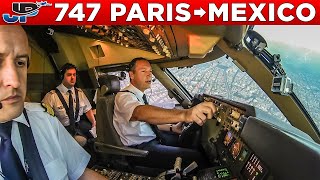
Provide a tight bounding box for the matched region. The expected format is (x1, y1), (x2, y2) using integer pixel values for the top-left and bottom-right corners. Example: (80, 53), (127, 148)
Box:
(230, 140), (243, 160)
(241, 153), (268, 180)
(239, 148), (249, 162)
(223, 131), (234, 146)
(215, 167), (232, 179)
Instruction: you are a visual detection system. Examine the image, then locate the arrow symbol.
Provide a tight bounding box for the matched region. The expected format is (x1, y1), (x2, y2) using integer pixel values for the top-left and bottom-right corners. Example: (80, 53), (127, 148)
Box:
(194, 7), (206, 17)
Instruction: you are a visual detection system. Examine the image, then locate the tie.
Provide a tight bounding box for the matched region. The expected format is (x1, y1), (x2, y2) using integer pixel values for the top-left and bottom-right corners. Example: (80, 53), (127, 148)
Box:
(68, 90), (75, 129)
(142, 94), (149, 105)
(0, 121), (28, 180)
(142, 94), (163, 142)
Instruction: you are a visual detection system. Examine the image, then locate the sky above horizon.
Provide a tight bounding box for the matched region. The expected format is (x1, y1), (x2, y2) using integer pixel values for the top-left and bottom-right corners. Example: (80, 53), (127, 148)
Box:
(254, 25), (320, 53)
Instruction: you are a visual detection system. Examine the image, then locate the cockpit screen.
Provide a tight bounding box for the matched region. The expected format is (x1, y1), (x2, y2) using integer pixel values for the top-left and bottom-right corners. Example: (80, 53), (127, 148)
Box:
(223, 131), (233, 146)
(241, 153), (268, 180)
(230, 140), (243, 160)
(239, 148), (249, 162)
(215, 167), (232, 179)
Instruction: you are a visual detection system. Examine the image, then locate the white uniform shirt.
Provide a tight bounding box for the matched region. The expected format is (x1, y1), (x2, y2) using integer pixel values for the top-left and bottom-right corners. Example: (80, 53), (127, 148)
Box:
(0, 103), (90, 180)
(113, 84), (156, 146)
(42, 84), (92, 126)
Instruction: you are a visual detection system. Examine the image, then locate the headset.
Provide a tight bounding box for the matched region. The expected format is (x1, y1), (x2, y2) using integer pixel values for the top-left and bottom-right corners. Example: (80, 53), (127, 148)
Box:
(59, 63), (78, 80)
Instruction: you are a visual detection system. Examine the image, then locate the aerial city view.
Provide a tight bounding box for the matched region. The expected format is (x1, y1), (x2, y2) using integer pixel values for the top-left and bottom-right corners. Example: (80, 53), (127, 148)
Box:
(168, 58), (288, 123)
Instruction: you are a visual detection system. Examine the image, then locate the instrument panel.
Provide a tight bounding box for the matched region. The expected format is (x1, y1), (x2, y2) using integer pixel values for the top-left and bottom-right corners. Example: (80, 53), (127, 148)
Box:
(203, 94), (249, 132)
(93, 166), (154, 180)
(198, 94), (269, 180)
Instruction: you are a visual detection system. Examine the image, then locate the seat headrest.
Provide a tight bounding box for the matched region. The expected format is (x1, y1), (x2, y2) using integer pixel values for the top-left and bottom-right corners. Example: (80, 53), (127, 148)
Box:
(98, 75), (120, 96)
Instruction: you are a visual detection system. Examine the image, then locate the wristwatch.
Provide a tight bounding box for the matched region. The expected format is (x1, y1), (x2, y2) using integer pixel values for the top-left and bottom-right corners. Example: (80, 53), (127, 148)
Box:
(170, 124), (173, 132)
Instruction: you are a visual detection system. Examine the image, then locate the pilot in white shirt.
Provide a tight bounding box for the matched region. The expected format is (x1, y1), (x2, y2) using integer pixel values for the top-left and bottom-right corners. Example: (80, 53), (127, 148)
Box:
(42, 84), (92, 127)
(113, 84), (156, 146)
(0, 103), (90, 180)
(42, 63), (96, 146)
(111, 58), (216, 170)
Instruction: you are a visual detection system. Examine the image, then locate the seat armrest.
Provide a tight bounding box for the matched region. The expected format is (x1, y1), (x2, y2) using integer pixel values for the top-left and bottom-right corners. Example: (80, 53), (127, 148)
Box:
(94, 142), (149, 157)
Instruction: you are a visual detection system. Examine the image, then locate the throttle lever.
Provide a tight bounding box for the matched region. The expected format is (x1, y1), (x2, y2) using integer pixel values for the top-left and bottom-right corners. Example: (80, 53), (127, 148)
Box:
(182, 161), (198, 176)
(170, 157), (182, 180)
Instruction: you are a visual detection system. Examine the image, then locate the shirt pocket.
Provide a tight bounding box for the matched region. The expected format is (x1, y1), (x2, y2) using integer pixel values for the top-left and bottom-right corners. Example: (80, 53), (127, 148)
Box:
(78, 101), (86, 117)
(45, 159), (68, 180)
(55, 107), (69, 126)
(55, 106), (67, 118)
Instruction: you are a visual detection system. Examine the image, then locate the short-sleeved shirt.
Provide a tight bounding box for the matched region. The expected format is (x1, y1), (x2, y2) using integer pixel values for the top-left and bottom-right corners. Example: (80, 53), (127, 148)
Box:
(0, 102), (90, 180)
(113, 84), (156, 146)
(42, 84), (92, 126)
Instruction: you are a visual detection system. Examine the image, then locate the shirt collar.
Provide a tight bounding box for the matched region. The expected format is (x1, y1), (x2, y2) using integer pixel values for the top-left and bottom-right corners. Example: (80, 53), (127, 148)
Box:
(57, 83), (74, 94)
(126, 84), (144, 99)
(12, 111), (30, 127)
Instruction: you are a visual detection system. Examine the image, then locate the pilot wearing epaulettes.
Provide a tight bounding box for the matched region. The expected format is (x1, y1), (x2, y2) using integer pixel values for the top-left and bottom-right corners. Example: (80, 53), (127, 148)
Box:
(1, 102), (92, 180)
(42, 63), (96, 147)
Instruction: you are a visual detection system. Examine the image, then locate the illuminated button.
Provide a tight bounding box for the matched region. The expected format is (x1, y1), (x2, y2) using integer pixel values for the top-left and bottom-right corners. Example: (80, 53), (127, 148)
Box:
(230, 110), (241, 119)
(143, 28), (150, 35)
(149, 37), (155, 42)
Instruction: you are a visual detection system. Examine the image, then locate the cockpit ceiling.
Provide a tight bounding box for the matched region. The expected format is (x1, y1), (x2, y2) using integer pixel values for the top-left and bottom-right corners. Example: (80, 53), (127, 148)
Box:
(26, 25), (248, 69)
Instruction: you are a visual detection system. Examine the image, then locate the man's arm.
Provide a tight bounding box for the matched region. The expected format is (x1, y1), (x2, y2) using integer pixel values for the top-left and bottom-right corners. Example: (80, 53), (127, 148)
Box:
(131, 101), (216, 126)
(81, 89), (96, 127)
(79, 168), (108, 180)
(85, 109), (96, 127)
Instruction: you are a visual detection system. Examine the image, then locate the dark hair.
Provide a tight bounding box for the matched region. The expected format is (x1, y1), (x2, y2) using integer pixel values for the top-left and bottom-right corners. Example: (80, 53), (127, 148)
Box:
(59, 63), (78, 80)
(127, 57), (148, 72)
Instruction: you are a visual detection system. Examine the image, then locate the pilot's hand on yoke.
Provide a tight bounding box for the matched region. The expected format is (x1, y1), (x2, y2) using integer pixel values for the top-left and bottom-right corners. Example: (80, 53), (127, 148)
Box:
(185, 102), (216, 126)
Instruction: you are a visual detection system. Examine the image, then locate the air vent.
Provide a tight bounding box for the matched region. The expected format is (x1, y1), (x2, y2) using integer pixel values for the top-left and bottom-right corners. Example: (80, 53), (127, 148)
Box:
(89, 45), (105, 59)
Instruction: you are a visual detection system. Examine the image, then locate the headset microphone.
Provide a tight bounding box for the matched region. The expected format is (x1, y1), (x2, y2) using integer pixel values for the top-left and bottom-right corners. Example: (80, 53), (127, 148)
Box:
(152, 78), (156, 82)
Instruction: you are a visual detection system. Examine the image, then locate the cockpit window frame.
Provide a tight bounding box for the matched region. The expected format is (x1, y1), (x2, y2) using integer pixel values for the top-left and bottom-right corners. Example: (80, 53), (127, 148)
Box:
(254, 47), (320, 138)
(163, 68), (193, 101)
(246, 25), (320, 138)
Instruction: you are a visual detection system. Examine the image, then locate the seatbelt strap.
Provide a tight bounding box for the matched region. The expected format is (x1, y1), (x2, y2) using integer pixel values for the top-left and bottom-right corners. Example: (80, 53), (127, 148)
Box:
(55, 88), (80, 123)
(18, 109), (49, 180)
(119, 90), (164, 143)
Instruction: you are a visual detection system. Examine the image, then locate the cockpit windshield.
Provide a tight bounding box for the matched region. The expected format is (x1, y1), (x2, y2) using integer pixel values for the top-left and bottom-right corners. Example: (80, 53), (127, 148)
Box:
(168, 25), (320, 133)
(168, 56), (288, 124)
(254, 25), (320, 132)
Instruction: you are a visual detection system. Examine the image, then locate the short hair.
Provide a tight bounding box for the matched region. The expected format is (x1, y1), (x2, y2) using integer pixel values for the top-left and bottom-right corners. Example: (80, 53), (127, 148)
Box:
(127, 57), (148, 72)
(59, 63), (78, 79)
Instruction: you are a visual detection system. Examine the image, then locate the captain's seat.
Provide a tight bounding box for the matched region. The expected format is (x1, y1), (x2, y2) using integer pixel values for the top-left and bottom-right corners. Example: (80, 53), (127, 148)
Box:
(95, 75), (148, 157)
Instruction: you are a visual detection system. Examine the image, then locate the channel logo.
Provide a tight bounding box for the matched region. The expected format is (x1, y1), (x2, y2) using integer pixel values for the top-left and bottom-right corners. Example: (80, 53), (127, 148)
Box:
(2, 1), (51, 23)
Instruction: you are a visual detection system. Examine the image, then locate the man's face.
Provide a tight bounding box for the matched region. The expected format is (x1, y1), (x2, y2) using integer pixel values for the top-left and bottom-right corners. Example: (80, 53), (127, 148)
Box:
(129, 60), (153, 92)
(62, 68), (77, 89)
(0, 26), (29, 123)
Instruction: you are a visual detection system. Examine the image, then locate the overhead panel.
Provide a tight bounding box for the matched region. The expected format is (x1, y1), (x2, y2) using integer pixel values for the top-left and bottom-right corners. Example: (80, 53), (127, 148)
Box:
(79, 25), (174, 59)
(76, 36), (163, 68)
